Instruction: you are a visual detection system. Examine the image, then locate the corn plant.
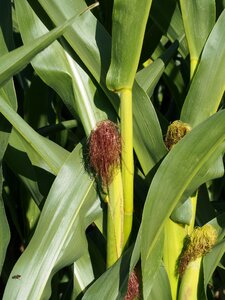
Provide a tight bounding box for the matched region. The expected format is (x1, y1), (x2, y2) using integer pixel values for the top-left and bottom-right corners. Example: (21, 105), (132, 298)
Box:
(0, 0), (225, 299)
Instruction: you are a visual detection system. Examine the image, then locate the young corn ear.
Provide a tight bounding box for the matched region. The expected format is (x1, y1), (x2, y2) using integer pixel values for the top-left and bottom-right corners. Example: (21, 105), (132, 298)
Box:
(87, 120), (121, 187)
(163, 120), (192, 299)
(87, 120), (124, 268)
(178, 224), (217, 300)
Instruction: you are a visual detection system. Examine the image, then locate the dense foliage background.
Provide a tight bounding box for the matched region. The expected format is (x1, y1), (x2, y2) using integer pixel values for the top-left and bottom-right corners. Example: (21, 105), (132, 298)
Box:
(0, 0), (225, 299)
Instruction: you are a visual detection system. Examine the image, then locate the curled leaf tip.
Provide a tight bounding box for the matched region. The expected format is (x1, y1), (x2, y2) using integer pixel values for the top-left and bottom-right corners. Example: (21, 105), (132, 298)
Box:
(165, 120), (191, 150)
(87, 120), (121, 186)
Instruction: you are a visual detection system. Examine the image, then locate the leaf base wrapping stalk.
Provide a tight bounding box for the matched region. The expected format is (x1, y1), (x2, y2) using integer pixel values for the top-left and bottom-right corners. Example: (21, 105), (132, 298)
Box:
(163, 218), (186, 300)
(107, 169), (124, 268)
(178, 257), (201, 300)
(187, 193), (198, 235)
(86, 120), (124, 268)
(120, 89), (134, 248)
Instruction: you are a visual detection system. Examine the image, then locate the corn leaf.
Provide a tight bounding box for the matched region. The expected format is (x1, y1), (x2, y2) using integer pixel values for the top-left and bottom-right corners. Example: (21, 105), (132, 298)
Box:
(180, 0), (215, 68)
(3, 144), (101, 300)
(0, 6), (85, 88)
(181, 9), (225, 127)
(15, 0), (110, 135)
(106, 0), (153, 90)
(140, 110), (225, 298)
(0, 95), (69, 174)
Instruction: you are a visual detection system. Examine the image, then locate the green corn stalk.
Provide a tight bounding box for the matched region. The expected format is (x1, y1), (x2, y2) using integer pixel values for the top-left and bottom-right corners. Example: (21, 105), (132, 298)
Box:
(106, 0), (153, 254)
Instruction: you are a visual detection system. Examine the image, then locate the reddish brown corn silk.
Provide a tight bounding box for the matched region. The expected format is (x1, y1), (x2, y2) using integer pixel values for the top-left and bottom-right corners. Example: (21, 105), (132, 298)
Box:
(88, 120), (121, 186)
(125, 270), (140, 300)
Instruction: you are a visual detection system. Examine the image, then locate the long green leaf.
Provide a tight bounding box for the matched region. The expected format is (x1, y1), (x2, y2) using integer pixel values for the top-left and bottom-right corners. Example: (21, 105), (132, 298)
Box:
(0, 6), (88, 88)
(181, 10), (225, 127)
(180, 0), (215, 77)
(3, 144), (101, 300)
(106, 0), (152, 90)
(148, 264), (172, 300)
(16, 0), (110, 136)
(0, 95), (69, 174)
(140, 110), (225, 298)
(133, 82), (167, 174)
(72, 254), (95, 299)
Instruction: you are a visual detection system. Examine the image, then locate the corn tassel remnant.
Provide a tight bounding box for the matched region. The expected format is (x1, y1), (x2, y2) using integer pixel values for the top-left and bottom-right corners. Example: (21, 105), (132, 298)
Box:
(165, 120), (191, 150)
(178, 224), (217, 277)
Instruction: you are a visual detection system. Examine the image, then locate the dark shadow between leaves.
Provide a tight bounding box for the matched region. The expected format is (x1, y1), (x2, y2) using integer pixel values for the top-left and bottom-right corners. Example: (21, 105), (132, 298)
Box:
(4, 144), (55, 207)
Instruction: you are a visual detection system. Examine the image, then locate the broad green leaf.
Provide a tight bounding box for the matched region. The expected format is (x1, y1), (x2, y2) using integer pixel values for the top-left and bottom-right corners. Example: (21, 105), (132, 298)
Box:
(181, 10), (225, 127)
(0, 7), (87, 88)
(36, 0), (166, 173)
(3, 144), (101, 300)
(106, 0), (153, 90)
(140, 110), (225, 298)
(182, 149), (224, 203)
(16, 0), (110, 135)
(0, 95), (69, 174)
(148, 264), (172, 300)
(37, 0), (109, 85)
(180, 0), (216, 77)
(133, 82), (166, 174)
(72, 254), (95, 299)
(140, 232), (165, 299)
